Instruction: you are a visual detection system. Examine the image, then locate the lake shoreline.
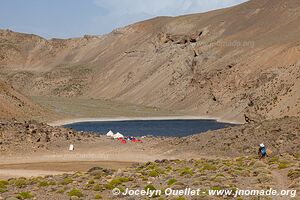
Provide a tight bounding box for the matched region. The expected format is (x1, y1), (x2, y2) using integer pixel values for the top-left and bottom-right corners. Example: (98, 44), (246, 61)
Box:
(49, 116), (243, 126)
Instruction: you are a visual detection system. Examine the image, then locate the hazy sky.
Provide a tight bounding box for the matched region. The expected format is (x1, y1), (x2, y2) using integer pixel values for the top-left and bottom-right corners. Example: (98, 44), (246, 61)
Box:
(0, 0), (248, 39)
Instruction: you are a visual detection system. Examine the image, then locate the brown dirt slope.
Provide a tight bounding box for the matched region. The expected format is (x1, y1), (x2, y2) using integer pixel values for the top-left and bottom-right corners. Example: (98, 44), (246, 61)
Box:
(0, 81), (51, 120)
(179, 116), (300, 157)
(0, 0), (300, 122)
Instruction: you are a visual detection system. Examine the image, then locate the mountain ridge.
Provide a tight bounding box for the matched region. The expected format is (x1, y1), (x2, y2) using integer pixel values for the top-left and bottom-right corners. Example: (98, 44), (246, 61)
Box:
(0, 0), (300, 122)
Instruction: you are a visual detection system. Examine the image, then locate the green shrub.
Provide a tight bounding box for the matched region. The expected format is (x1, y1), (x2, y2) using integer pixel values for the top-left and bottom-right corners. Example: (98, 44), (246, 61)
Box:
(61, 177), (73, 185)
(167, 178), (177, 186)
(179, 167), (193, 176)
(110, 177), (132, 186)
(144, 184), (156, 191)
(48, 181), (56, 186)
(202, 163), (217, 171)
(145, 163), (157, 170)
(210, 186), (222, 190)
(149, 170), (159, 177)
(16, 191), (34, 199)
(104, 183), (114, 190)
(93, 184), (102, 191)
(268, 156), (279, 165)
(0, 180), (8, 186)
(14, 178), (27, 188)
(67, 188), (84, 197)
(94, 194), (102, 199)
(88, 179), (95, 184)
(0, 180), (8, 193)
(215, 173), (225, 177)
(38, 181), (49, 187)
(278, 162), (289, 169)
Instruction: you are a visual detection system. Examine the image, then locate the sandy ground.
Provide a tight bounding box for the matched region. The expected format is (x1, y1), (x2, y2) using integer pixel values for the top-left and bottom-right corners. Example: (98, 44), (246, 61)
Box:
(0, 136), (171, 179)
(0, 169), (67, 179)
(0, 138), (225, 179)
(0, 161), (135, 179)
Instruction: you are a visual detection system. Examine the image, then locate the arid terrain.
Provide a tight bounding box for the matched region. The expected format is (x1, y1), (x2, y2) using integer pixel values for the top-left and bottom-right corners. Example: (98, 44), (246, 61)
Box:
(0, 117), (299, 199)
(0, 81), (54, 121)
(0, 0), (300, 123)
(0, 0), (300, 199)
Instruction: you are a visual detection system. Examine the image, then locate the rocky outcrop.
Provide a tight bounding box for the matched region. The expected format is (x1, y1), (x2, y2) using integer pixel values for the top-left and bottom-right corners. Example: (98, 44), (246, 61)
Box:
(0, 119), (98, 153)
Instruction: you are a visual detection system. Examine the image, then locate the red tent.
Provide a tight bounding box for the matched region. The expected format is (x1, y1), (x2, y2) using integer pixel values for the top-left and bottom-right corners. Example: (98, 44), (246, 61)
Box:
(120, 139), (127, 144)
(131, 139), (143, 143)
(131, 139), (138, 143)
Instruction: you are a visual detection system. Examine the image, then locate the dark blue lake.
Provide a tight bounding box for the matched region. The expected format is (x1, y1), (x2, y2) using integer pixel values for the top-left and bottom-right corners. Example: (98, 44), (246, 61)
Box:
(63, 119), (234, 137)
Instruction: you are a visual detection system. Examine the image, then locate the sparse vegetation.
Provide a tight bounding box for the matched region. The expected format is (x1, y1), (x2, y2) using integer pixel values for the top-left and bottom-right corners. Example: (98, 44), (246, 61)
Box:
(38, 181), (49, 187)
(0, 155), (299, 199)
(278, 161), (289, 169)
(167, 178), (177, 186)
(149, 170), (159, 177)
(288, 169), (300, 179)
(14, 178), (28, 188)
(0, 180), (8, 193)
(201, 163), (217, 171)
(67, 188), (84, 197)
(61, 177), (73, 185)
(144, 184), (156, 191)
(94, 194), (102, 199)
(16, 191), (34, 199)
(109, 177), (132, 186)
(179, 167), (193, 176)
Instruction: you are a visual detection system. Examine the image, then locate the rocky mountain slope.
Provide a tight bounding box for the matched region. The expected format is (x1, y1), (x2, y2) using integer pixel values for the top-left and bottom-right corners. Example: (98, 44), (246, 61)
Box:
(1, 0), (300, 122)
(0, 81), (51, 120)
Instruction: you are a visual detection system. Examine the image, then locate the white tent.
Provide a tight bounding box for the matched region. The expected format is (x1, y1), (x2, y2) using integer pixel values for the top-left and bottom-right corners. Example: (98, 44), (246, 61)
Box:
(106, 130), (114, 137)
(113, 132), (124, 139)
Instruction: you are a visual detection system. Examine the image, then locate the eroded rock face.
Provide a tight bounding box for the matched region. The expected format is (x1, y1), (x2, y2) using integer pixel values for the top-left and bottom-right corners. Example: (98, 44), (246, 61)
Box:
(158, 32), (202, 44)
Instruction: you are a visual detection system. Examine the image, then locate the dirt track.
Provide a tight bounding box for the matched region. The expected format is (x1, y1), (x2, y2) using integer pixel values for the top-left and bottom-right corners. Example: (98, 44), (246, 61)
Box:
(0, 161), (135, 179)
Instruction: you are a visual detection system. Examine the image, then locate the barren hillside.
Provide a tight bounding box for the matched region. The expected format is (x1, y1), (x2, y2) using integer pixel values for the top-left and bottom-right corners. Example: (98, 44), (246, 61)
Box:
(0, 0), (300, 122)
(0, 81), (52, 120)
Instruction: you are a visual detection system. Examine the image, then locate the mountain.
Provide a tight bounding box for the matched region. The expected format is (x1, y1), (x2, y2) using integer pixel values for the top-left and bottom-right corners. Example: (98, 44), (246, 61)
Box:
(0, 81), (50, 120)
(0, 0), (300, 122)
